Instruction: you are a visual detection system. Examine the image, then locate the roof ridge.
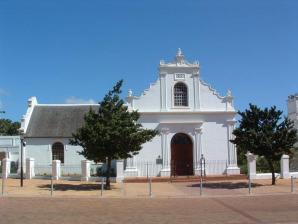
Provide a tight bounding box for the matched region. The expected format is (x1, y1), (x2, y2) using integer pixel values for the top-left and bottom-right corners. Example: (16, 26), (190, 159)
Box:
(37, 104), (99, 106)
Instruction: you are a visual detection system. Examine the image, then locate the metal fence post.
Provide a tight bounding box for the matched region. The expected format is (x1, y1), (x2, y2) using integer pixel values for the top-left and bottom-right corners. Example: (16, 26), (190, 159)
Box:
(101, 177), (104, 197)
(146, 162), (149, 180)
(199, 154), (205, 196)
(291, 176), (294, 193)
(122, 179), (126, 197)
(51, 176), (54, 196)
(2, 177), (4, 196)
(149, 176), (152, 197)
(248, 174), (252, 195)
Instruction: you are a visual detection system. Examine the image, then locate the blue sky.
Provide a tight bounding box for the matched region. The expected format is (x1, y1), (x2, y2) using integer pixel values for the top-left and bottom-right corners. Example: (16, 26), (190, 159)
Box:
(0, 0), (297, 121)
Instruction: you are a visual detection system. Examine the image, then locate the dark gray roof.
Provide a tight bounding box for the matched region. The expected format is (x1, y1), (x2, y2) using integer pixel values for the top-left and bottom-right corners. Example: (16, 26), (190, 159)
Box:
(26, 105), (100, 138)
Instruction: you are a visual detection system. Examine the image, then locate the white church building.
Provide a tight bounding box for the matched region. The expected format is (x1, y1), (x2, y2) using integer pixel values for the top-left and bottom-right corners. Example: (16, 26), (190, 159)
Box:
(20, 49), (240, 177)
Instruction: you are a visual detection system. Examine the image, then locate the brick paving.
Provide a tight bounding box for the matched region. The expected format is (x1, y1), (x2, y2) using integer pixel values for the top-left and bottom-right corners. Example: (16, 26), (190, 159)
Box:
(1, 195), (298, 224)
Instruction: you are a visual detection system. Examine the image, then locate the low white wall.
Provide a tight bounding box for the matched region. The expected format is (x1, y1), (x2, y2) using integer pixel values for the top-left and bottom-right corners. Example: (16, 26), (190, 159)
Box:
(290, 172), (298, 178)
(255, 173), (280, 180)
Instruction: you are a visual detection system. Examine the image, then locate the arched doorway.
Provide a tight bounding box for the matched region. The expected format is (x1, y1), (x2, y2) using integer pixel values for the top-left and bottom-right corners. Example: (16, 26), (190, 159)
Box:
(171, 133), (193, 176)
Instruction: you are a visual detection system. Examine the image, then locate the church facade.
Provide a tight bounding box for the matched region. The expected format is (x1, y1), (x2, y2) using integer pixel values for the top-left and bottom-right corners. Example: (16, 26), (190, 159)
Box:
(20, 49), (240, 177)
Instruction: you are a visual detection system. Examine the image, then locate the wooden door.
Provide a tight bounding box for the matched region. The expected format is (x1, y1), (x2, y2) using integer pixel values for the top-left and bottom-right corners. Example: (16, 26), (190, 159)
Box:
(171, 133), (193, 176)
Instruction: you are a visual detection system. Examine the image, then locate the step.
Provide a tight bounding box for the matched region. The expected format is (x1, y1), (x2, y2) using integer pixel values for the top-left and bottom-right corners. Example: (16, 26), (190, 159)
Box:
(124, 175), (246, 183)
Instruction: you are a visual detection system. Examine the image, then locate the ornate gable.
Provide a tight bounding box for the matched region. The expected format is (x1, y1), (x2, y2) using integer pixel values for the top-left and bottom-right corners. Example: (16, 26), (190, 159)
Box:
(126, 49), (235, 113)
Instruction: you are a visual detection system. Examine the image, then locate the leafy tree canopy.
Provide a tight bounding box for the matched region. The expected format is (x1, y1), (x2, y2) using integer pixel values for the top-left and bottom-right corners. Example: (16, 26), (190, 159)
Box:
(231, 104), (297, 185)
(0, 119), (20, 136)
(70, 80), (158, 189)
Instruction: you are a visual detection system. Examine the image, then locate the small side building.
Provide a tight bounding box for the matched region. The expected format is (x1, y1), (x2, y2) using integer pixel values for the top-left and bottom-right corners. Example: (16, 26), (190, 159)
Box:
(20, 98), (100, 175)
(0, 136), (20, 174)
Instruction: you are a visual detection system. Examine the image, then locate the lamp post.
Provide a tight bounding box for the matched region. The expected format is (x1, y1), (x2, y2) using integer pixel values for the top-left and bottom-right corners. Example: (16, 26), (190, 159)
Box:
(199, 154), (206, 196)
(20, 131), (26, 187)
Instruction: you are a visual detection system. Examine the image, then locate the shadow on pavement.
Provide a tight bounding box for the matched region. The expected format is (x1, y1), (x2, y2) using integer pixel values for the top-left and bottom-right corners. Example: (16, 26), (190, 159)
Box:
(38, 183), (103, 191)
(188, 182), (263, 189)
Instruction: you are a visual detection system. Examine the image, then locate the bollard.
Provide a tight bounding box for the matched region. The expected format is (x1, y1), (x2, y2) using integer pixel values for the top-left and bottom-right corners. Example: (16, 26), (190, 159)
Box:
(248, 175), (252, 195)
(291, 176), (294, 193)
(101, 177), (104, 197)
(199, 154), (205, 196)
(149, 176), (152, 197)
(121, 179), (126, 196)
(200, 178), (202, 196)
(146, 162), (149, 180)
(51, 177), (54, 196)
(199, 167), (203, 196)
(1, 177), (4, 196)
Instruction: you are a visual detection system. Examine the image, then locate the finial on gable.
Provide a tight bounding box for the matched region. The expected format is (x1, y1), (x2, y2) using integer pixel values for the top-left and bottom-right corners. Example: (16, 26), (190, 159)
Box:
(177, 48), (182, 56)
(224, 90), (234, 111)
(226, 90), (232, 97)
(175, 48), (185, 65)
(127, 89), (133, 97)
(224, 89), (233, 102)
(159, 48), (199, 68)
(28, 96), (38, 108)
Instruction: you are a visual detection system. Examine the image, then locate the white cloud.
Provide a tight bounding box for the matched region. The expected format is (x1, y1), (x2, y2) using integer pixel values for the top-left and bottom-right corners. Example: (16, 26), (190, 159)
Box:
(65, 96), (97, 104)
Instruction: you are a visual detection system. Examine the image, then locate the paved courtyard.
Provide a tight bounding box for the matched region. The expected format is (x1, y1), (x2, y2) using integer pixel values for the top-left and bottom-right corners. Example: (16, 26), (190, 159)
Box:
(1, 194), (298, 224)
(1, 178), (298, 197)
(1, 179), (298, 223)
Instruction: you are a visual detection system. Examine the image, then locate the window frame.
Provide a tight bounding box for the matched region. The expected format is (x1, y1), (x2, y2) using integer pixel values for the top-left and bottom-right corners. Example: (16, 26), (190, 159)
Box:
(173, 82), (189, 107)
(52, 142), (64, 164)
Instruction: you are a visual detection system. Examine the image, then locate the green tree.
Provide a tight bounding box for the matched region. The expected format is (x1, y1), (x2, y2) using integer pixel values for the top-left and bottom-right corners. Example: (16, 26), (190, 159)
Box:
(0, 119), (20, 136)
(70, 80), (158, 189)
(231, 104), (297, 185)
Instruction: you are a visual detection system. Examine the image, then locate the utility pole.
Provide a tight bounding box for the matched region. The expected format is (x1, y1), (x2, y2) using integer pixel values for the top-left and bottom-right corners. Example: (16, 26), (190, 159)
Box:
(20, 131), (26, 187)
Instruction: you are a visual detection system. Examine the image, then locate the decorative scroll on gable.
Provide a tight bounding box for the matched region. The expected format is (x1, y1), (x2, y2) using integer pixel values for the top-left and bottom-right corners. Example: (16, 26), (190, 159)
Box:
(126, 79), (161, 112)
(159, 48), (199, 68)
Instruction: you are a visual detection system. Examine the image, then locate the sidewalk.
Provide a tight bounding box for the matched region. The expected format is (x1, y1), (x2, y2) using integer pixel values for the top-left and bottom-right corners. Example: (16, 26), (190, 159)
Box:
(1, 178), (297, 198)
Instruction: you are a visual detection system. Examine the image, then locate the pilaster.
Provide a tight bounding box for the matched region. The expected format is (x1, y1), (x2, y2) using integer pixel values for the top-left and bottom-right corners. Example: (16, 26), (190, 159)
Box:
(280, 154), (290, 179)
(116, 160), (124, 182)
(246, 152), (257, 179)
(52, 160), (61, 180)
(124, 157), (138, 177)
(160, 128), (170, 176)
(81, 160), (91, 181)
(26, 158), (35, 179)
(160, 72), (167, 111)
(2, 158), (11, 179)
(194, 127), (203, 175)
(192, 71), (200, 110)
(226, 120), (240, 175)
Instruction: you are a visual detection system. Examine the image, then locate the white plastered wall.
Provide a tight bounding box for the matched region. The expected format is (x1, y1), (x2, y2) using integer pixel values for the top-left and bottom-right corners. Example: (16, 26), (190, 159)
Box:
(133, 113), (235, 176)
(25, 138), (85, 165)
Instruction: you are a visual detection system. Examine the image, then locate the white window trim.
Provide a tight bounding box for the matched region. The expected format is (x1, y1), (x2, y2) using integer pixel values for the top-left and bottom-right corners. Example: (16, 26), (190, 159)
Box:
(171, 81), (190, 108)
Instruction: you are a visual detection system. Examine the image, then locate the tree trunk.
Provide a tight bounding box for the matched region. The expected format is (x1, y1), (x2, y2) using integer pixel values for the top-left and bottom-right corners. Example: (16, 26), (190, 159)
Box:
(105, 158), (112, 190)
(268, 160), (276, 185)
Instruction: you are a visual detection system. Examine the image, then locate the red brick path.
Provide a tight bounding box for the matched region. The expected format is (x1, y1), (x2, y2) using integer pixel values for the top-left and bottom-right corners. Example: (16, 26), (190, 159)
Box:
(1, 194), (298, 224)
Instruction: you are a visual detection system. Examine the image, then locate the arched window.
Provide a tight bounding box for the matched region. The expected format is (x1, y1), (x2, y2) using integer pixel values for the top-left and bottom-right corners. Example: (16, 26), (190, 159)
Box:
(52, 142), (64, 163)
(174, 82), (188, 106)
